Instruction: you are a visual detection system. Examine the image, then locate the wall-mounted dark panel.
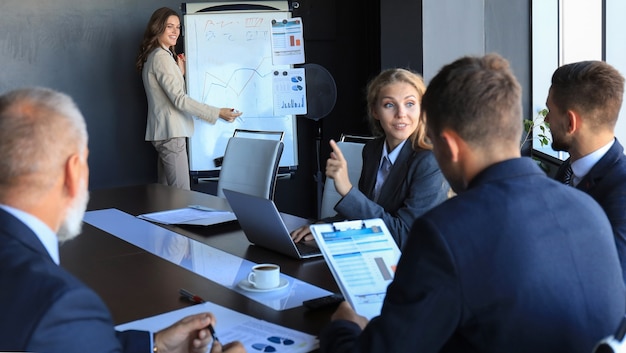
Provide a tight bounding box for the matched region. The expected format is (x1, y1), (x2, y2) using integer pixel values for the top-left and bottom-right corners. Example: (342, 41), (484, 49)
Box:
(291, 0), (337, 40)
(380, 0), (422, 72)
(0, 0), (180, 189)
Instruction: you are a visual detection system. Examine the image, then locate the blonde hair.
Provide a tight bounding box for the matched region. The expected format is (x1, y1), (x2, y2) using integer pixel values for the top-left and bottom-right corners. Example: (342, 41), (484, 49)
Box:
(365, 68), (431, 150)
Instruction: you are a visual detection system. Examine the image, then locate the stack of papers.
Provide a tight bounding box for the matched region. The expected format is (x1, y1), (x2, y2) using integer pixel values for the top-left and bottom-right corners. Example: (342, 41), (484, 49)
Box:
(137, 206), (236, 226)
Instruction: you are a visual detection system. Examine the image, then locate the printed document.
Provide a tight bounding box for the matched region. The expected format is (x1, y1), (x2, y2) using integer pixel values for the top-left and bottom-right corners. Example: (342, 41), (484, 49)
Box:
(116, 301), (318, 353)
(309, 219), (401, 320)
(137, 206), (236, 226)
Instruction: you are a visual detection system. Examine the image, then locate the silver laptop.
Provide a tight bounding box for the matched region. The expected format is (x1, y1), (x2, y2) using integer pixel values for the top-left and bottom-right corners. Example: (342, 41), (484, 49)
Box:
(223, 189), (322, 259)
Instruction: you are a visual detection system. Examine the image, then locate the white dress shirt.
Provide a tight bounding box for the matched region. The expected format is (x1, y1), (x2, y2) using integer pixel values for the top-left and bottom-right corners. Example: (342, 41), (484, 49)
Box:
(570, 139), (615, 186)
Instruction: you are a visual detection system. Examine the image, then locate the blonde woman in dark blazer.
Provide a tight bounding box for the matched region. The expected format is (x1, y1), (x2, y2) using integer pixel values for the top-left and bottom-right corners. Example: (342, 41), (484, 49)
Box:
(136, 7), (242, 190)
(291, 68), (450, 249)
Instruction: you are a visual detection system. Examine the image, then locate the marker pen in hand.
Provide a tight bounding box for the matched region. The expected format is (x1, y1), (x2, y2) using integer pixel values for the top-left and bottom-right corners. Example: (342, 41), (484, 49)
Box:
(207, 324), (220, 342)
(230, 108), (243, 122)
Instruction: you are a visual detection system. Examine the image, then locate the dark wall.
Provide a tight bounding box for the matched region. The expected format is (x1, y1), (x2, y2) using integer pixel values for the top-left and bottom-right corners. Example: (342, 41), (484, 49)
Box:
(373, 0), (534, 157)
(380, 0), (422, 71)
(276, 0), (380, 218)
(1, 0), (169, 189)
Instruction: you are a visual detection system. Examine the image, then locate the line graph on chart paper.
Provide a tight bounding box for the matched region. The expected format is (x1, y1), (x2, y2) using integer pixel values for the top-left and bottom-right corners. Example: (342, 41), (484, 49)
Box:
(197, 58), (276, 117)
(184, 12), (290, 118)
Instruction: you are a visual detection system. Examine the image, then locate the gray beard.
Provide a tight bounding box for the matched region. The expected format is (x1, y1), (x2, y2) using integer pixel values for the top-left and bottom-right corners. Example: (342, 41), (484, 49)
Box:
(57, 187), (90, 243)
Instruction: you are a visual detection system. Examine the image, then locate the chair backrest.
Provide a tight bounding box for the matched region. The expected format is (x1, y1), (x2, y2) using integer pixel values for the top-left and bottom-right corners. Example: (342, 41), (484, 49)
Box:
(319, 140), (366, 218)
(339, 134), (375, 144)
(216, 130), (284, 200)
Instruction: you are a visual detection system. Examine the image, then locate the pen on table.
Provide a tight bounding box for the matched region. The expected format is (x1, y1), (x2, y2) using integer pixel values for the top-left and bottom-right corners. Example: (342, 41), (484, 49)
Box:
(188, 204), (217, 212)
(179, 288), (205, 304)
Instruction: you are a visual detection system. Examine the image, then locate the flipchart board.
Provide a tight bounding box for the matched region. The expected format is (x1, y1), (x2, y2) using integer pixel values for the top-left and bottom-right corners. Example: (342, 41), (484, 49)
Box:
(182, 1), (300, 179)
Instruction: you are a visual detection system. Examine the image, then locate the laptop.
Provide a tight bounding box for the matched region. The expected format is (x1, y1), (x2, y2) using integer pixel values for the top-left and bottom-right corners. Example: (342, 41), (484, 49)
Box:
(223, 189), (322, 259)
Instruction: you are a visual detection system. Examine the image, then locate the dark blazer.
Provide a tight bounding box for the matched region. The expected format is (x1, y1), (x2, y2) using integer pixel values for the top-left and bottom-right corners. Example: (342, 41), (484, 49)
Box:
(555, 139), (626, 283)
(331, 137), (449, 249)
(321, 158), (625, 353)
(0, 208), (149, 352)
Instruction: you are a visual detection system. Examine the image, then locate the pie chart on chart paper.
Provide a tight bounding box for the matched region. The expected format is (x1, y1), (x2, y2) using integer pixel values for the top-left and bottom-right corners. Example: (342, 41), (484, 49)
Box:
(267, 336), (294, 345)
(251, 343), (276, 352)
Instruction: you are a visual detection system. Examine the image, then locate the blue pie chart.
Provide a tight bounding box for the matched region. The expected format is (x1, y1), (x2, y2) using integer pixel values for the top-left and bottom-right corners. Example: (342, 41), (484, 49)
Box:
(267, 336), (295, 345)
(252, 343), (276, 352)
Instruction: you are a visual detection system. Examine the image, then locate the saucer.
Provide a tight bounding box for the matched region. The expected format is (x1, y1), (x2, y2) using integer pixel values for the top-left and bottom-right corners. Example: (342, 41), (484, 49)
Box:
(237, 277), (289, 293)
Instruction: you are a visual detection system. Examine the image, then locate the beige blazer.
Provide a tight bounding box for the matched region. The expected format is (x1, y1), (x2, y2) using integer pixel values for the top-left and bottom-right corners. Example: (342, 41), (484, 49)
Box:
(142, 47), (219, 141)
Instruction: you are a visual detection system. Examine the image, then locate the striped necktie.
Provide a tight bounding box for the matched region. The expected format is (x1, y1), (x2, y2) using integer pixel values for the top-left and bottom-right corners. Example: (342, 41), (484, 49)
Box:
(562, 163), (573, 186)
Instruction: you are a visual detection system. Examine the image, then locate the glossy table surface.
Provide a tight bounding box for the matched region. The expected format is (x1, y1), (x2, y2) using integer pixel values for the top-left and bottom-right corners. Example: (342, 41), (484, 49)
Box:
(59, 184), (338, 336)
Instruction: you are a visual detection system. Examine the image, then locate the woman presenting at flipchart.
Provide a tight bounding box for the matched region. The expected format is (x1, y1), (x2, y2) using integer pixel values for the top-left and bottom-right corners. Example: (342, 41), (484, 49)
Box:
(136, 7), (242, 190)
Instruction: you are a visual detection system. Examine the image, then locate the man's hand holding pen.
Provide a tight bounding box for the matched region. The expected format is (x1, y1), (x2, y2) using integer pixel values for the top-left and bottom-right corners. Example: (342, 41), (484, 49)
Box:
(177, 288), (246, 353)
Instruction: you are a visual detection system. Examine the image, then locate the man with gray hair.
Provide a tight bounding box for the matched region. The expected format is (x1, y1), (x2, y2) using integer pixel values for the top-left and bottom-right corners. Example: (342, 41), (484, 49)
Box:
(0, 87), (244, 353)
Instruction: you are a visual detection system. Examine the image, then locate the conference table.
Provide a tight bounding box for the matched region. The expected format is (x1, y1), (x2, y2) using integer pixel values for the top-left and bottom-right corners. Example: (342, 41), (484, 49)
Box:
(59, 183), (339, 345)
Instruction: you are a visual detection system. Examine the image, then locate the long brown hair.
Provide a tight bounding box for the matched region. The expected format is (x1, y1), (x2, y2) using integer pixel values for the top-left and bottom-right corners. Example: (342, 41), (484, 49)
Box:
(135, 7), (179, 71)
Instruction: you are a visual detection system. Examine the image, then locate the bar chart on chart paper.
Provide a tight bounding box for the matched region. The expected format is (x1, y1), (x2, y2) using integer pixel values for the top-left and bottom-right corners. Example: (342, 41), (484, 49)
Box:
(270, 17), (305, 65)
(273, 68), (307, 115)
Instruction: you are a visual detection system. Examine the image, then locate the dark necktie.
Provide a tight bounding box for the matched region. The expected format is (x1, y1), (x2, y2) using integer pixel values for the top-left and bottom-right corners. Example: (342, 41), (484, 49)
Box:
(374, 156), (391, 201)
(562, 163), (573, 186)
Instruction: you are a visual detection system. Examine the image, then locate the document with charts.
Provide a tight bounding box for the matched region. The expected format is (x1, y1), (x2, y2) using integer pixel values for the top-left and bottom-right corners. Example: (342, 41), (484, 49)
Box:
(309, 219), (401, 320)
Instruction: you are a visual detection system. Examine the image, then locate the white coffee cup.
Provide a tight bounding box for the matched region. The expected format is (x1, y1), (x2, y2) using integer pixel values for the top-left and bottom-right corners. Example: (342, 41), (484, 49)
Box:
(247, 264), (280, 289)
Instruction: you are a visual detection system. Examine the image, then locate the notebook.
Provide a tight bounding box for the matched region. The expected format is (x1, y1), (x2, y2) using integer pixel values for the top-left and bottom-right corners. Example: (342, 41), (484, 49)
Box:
(309, 219), (402, 320)
(223, 189), (322, 259)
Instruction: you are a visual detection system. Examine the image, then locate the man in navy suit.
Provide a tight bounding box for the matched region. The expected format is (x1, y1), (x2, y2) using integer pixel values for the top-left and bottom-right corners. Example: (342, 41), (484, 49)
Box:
(547, 60), (626, 282)
(0, 87), (245, 353)
(319, 54), (625, 353)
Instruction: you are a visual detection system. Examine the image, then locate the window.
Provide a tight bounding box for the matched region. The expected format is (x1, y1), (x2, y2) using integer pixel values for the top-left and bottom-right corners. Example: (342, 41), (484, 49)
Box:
(531, 0), (602, 160)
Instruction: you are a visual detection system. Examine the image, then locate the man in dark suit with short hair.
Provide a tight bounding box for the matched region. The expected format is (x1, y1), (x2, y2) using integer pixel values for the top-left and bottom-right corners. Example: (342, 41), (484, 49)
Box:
(547, 60), (626, 282)
(319, 54), (625, 353)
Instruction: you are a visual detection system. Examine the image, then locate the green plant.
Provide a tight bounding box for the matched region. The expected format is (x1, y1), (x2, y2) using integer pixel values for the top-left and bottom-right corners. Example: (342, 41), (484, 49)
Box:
(521, 108), (550, 149)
